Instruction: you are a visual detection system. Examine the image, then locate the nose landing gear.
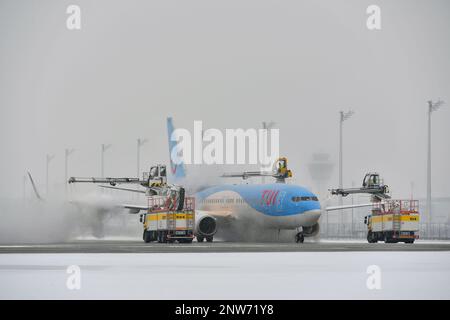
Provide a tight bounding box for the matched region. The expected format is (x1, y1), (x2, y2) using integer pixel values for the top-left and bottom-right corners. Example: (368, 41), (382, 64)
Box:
(295, 232), (305, 243)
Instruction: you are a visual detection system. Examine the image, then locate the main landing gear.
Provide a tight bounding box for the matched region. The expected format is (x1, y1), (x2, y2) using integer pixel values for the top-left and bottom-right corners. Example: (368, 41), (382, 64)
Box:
(295, 232), (305, 243)
(197, 236), (214, 242)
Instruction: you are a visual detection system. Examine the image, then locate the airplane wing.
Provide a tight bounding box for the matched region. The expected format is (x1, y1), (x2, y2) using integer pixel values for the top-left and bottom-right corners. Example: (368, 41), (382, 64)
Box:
(28, 171), (149, 216)
(325, 203), (376, 211)
(122, 206), (237, 217)
(123, 204), (149, 214)
(67, 199), (148, 214)
(122, 206), (236, 218)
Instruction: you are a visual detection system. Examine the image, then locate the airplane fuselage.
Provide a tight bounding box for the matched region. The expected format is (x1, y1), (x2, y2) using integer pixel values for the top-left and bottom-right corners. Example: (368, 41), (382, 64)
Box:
(196, 183), (321, 230)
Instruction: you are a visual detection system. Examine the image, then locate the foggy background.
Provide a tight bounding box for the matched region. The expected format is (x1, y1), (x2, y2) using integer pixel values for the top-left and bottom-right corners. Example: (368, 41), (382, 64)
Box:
(1, 1), (449, 217)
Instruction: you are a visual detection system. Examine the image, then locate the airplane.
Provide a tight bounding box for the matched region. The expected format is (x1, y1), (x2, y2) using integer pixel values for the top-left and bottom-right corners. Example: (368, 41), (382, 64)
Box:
(66, 117), (376, 243)
(163, 118), (375, 243)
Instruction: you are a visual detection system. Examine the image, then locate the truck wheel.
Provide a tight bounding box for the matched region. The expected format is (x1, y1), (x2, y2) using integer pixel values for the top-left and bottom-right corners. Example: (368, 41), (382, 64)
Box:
(197, 236), (204, 242)
(206, 236), (213, 242)
(367, 231), (376, 243)
(144, 230), (154, 243)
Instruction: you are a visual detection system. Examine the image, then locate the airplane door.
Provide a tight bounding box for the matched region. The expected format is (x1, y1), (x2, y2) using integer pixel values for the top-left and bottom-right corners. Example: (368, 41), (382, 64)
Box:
(276, 191), (286, 212)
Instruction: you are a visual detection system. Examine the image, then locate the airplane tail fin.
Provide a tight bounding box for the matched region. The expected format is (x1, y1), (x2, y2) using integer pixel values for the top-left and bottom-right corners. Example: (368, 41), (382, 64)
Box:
(167, 117), (186, 181)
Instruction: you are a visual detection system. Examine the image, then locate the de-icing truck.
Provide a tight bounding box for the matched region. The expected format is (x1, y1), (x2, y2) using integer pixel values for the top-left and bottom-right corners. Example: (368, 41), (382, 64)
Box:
(365, 200), (420, 243)
(141, 196), (195, 243)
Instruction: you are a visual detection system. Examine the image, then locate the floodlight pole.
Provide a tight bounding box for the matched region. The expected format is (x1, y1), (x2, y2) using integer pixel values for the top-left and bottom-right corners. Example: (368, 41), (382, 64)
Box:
(65, 148), (75, 196)
(351, 180), (355, 238)
(338, 110), (354, 236)
(426, 99), (444, 238)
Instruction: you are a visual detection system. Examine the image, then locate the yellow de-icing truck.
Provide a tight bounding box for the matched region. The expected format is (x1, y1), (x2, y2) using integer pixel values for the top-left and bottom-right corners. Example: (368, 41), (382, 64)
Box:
(364, 200), (419, 243)
(142, 196), (195, 243)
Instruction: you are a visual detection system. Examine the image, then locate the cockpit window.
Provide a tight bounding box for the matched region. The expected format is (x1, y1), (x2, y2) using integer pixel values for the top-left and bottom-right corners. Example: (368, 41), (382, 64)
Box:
(292, 196), (318, 202)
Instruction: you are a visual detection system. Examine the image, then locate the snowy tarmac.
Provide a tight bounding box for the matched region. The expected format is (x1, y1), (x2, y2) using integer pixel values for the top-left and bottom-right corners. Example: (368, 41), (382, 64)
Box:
(1, 251), (449, 299)
(1, 240), (450, 253)
(0, 240), (449, 299)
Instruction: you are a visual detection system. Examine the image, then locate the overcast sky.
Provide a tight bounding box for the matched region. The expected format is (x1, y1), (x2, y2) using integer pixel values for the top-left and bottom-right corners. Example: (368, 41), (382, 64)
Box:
(0, 0), (449, 200)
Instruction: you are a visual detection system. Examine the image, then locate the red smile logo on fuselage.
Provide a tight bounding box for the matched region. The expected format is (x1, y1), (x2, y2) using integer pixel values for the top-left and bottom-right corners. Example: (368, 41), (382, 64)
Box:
(261, 190), (279, 206)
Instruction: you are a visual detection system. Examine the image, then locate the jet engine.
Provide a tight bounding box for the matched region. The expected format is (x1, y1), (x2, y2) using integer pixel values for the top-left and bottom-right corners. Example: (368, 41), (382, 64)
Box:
(195, 212), (217, 237)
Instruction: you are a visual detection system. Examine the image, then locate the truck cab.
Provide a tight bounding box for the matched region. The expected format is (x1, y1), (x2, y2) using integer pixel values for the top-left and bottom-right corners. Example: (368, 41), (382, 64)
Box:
(144, 164), (167, 187)
(362, 172), (381, 188)
(364, 215), (372, 231)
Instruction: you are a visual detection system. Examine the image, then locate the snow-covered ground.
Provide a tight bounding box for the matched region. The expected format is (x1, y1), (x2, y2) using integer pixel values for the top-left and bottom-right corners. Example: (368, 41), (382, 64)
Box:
(317, 239), (450, 244)
(1, 252), (449, 299)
